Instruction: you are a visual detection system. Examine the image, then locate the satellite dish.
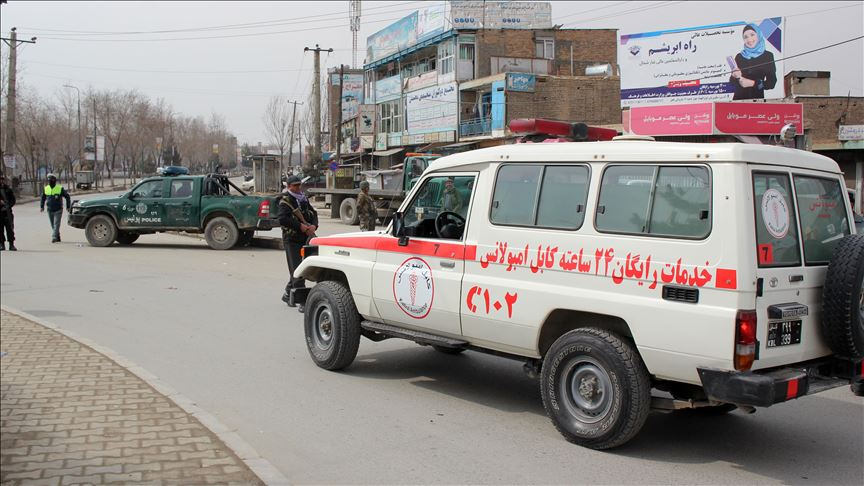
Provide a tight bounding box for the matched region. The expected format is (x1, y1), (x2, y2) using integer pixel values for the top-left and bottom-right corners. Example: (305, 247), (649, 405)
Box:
(780, 123), (797, 141)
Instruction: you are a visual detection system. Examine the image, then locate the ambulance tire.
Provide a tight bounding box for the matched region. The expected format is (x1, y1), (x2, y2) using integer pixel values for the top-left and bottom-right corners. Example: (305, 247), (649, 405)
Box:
(304, 281), (361, 371)
(822, 234), (864, 358)
(541, 328), (651, 450)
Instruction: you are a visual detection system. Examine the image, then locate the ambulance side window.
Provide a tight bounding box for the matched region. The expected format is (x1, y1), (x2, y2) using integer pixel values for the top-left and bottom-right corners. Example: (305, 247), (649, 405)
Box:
(794, 175), (850, 265)
(753, 172), (801, 267)
(490, 165), (541, 226)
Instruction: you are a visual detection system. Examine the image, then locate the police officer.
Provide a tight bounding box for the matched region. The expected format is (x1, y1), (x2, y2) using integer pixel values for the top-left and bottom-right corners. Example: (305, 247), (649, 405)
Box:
(0, 174), (17, 251)
(40, 173), (72, 243)
(278, 175), (318, 308)
(357, 180), (377, 232)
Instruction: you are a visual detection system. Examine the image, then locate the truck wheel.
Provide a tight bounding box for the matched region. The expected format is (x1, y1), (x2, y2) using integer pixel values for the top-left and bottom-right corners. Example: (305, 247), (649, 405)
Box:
(541, 328), (651, 450)
(115, 232), (139, 245)
(204, 216), (239, 250)
(85, 215), (117, 247)
(339, 197), (359, 225)
(822, 234), (864, 358)
(304, 281), (361, 371)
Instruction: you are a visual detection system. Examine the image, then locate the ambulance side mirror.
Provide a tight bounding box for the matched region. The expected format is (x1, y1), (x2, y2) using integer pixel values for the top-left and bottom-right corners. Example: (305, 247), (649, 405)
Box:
(392, 212), (409, 246)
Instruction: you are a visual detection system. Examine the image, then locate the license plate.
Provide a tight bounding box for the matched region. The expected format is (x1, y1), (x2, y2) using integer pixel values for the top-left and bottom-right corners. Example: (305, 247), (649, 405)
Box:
(767, 320), (802, 348)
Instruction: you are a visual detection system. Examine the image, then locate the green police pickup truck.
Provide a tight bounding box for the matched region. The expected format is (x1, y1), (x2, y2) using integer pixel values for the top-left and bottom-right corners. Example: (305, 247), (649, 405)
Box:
(68, 173), (279, 250)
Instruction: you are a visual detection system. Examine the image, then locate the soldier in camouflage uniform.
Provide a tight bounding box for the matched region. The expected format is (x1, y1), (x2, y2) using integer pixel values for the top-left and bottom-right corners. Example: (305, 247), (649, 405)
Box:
(357, 181), (377, 232)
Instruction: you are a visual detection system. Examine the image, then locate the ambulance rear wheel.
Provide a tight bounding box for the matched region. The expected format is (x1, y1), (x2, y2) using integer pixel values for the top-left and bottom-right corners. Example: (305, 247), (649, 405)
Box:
(541, 328), (651, 450)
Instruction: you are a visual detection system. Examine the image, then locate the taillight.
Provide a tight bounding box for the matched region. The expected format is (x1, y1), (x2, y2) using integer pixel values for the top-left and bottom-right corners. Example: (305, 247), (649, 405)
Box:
(735, 310), (758, 371)
(258, 199), (270, 218)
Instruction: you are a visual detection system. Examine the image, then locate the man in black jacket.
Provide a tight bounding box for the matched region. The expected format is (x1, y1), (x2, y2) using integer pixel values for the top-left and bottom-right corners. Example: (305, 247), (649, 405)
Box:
(40, 173), (72, 243)
(0, 174), (16, 251)
(278, 176), (318, 308)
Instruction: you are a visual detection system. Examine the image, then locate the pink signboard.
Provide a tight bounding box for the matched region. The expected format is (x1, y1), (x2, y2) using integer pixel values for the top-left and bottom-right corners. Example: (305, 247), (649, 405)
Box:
(627, 103), (714, 136)
(714, 102), (803, 135)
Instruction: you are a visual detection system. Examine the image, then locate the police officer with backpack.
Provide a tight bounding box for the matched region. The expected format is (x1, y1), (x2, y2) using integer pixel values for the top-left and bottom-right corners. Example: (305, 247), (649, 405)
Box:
(278, 176), (318, 309)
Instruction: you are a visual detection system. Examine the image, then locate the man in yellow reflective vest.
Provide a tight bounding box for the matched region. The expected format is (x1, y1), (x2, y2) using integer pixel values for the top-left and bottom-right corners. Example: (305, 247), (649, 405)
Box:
(40, 173), (72, 243)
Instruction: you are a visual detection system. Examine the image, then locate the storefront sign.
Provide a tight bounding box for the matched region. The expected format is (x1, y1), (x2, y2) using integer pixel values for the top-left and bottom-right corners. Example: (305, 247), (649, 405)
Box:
(838, 125), (864, 141)
(506, 73), (536, 92)
(406, 82), (458, 135)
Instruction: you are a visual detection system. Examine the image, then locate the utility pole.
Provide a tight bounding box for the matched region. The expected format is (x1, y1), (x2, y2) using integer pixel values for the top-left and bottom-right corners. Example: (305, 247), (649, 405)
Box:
(286, 100), (303, 169)
(335, 65), (344, 163)
(1, 28), (37, 179)
(303, 44), (332, 174)
(63, 85), (81, 186)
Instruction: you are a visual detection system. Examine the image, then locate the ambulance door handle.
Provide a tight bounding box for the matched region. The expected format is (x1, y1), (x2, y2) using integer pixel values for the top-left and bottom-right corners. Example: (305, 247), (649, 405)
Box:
(440, 260), (455, 269)
(789, 274), (804, 283)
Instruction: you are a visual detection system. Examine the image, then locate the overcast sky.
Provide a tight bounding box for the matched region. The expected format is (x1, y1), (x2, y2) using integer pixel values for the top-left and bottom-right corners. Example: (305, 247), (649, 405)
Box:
(2, 1), (862, 145)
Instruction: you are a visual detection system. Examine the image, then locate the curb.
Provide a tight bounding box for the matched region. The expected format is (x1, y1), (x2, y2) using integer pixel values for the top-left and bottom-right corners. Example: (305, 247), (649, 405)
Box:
(0, 304), (290, 486)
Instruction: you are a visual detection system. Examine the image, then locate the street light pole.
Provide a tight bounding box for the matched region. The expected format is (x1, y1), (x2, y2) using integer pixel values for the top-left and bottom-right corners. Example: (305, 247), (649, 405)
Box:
(63, 85), (81, 186)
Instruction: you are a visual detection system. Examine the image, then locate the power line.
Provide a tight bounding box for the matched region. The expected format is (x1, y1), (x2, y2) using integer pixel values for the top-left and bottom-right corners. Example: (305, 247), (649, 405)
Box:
(25, 60), (313, 75)
(563, 1), (686, 27)
(25, 15), (405, 42)
(554, 1), (634, 21)
(15, 1), (426, 36)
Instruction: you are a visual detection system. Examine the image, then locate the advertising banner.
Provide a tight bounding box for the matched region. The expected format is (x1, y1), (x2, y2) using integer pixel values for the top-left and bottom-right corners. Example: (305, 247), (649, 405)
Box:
(406, 82), (458, 135)
(340, 73), (364, 120)
(619, 18), (784, 107)
(714, 102), (803, 135)
(450, 1), (551, 30)
(624, 102), (803, 136)
(359, 105), (376, 134)
(367, 14), (417, 64)
(405, 71), (439, 92)
(627, 103), (714, 136)
(375, 74), (402, 102)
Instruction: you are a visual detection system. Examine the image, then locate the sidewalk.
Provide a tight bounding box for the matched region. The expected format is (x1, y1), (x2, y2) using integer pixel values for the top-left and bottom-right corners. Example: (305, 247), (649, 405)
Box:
(0, 310), (278, 485)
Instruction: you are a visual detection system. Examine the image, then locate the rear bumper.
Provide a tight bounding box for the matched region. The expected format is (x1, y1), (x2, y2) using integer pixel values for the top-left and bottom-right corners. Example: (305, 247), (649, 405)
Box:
(698, 357), (863, 407)
(256, 218), (278, 230)
(67, 214), (87, 228)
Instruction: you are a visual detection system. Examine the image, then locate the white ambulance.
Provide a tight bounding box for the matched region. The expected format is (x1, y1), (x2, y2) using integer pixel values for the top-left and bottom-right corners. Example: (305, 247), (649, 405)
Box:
(292, 138), (864, 449)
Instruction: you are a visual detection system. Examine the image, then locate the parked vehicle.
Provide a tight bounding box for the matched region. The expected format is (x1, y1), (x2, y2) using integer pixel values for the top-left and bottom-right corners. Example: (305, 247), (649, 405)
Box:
(68, 173), (278, 250)
(241, 175), (255, 191)
(291, 138), (864, 449)
(75, 170), (96, 190)
(307, 154), (440, 225)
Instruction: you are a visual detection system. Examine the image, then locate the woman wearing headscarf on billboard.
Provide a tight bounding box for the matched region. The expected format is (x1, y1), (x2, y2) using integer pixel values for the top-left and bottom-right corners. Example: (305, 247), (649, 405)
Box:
(729, 24), (777, 100)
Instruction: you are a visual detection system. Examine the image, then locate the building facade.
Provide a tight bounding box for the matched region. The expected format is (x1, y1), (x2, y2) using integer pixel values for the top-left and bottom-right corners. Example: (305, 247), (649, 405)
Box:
(355, 1), (621, 168)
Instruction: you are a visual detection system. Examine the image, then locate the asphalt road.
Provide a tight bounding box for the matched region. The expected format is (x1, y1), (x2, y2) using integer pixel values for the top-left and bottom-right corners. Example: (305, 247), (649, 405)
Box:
(1, 195), (862, 485)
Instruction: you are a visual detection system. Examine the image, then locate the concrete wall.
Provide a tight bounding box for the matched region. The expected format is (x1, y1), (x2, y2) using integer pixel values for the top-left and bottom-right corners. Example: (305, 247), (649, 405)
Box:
(795, 96), (864, 147)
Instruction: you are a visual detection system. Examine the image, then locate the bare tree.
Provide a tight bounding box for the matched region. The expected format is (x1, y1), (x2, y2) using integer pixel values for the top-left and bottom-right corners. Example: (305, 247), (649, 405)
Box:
(263, 95), (293, 177)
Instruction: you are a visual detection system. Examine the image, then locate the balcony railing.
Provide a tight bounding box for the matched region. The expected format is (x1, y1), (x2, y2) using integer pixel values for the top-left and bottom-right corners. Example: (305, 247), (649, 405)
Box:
(459, 117), (492, 138)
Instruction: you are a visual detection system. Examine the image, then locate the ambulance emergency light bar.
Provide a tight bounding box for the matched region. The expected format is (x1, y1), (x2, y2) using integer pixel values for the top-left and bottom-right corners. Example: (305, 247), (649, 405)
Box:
(509, 118), (618, 142)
